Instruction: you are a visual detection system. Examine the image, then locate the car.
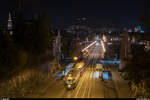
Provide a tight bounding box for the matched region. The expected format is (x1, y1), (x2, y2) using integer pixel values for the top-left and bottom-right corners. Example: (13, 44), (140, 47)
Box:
(100, 71), (112, 81)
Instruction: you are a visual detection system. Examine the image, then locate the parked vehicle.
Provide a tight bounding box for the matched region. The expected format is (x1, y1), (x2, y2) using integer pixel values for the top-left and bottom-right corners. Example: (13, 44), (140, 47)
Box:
(101, 71), (112, 81)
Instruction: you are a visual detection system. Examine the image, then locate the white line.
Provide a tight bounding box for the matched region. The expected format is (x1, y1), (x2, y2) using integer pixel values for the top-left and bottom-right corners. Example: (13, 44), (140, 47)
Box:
(74, 67), (87, 98)
(87, 70), (93, 98)
(82, 70), (90, 98)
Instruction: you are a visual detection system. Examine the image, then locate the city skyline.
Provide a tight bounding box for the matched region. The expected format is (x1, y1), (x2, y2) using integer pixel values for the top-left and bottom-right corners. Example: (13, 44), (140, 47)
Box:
(0, 0), (149, 29)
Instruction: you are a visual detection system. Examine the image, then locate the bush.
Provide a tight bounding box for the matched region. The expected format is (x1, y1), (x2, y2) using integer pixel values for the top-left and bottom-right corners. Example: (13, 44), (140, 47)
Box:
(17, 49), (28, 66)
(0, 69), (53, 98)
(0, 31), (18, 79)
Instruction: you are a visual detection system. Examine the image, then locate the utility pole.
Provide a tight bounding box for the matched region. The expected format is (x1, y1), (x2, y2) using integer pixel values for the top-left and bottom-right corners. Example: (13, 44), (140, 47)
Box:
(53, 30), (61, 69)
(119, 28), (130, 70)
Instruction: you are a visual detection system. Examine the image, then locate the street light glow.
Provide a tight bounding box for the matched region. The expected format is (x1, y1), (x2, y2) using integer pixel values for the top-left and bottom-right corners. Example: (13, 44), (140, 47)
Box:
(73, 56), (78, 61)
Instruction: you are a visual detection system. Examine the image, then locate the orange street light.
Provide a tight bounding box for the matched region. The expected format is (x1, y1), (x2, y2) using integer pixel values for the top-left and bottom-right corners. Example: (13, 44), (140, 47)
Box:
(73, 56), (78, 61)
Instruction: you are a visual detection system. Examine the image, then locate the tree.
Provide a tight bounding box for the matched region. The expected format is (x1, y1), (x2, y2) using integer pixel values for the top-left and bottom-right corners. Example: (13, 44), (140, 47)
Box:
(13, 13), (54, 66)
(61, 30), (76, 58)
(35, 14), (52, 54)
(123, 46), (150, 83)
(123, 5), (150, 97)
(0, 30), (17, 78)
(120, 28), (131, 70)
(14, 14), (53, 55)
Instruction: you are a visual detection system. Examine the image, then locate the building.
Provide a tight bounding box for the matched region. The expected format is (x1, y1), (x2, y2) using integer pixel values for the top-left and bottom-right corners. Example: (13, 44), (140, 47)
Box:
(7, 12), (13, 35)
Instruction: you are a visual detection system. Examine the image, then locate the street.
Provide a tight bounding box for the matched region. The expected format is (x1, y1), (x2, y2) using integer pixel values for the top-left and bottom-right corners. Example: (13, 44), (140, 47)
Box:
(30, 40), (131, 98)
(61, 64), (130, 98)
(1, 1), (149, 98)
(31, 62), (131, 98)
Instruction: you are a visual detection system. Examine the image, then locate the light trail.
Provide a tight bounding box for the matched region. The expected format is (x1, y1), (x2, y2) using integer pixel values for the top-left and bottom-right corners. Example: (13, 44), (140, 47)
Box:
(101, 40), (106, 52)
(82, 41), (97, 52)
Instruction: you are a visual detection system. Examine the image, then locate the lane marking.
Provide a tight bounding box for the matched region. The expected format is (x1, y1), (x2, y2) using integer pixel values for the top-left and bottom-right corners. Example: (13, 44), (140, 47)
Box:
(87, 54), (96, 98)
(64, 63), (90, 98)
(74, 64), (89, 98)
(82, 70), (91, 98)
(89, 59), (96, 98)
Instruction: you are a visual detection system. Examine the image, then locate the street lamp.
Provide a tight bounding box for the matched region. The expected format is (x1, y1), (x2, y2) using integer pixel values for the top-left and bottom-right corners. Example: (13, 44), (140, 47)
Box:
(73, 56), (78, 61)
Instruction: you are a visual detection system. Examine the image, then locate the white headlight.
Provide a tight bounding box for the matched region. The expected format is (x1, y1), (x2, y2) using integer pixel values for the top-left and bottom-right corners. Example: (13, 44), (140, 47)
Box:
(68, 85), (71, 87)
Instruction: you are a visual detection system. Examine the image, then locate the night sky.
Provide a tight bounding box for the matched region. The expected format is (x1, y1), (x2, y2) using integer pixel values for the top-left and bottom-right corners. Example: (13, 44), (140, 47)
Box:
(0, 0), (148, 28)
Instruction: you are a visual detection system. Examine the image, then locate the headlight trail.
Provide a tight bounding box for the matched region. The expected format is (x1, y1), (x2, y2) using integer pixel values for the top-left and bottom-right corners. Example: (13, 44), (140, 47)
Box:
(101, 40), (106, 52)
(82, 41), (97, 52)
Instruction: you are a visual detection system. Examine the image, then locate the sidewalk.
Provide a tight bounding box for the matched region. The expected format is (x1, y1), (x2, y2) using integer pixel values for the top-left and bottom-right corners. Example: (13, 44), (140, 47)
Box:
(112, 70), (132, 98)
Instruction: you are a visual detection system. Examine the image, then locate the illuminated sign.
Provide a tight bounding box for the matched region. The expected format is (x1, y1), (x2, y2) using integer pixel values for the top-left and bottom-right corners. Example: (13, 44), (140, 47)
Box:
(140, 30), (144, 33)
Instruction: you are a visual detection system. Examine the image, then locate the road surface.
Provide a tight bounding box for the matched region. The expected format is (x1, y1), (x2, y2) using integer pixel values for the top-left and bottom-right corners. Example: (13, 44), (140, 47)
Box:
(30, 40), (131, 98)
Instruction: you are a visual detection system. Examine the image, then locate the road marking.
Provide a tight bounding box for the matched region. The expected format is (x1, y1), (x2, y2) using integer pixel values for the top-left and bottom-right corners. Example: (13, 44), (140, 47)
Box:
(87, 70), (93, 98)
(74, 44), (103, 98)
(82, 70), (90, 98)
(64, 64), (89, 98)
(74, 72), (85, 97)
(87, 59), (96, 98)
(74, 67), (88, 98)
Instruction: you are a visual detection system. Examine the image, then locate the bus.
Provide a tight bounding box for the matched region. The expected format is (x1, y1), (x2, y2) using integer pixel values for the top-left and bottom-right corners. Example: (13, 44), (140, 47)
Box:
(64, 68), (80, 90)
